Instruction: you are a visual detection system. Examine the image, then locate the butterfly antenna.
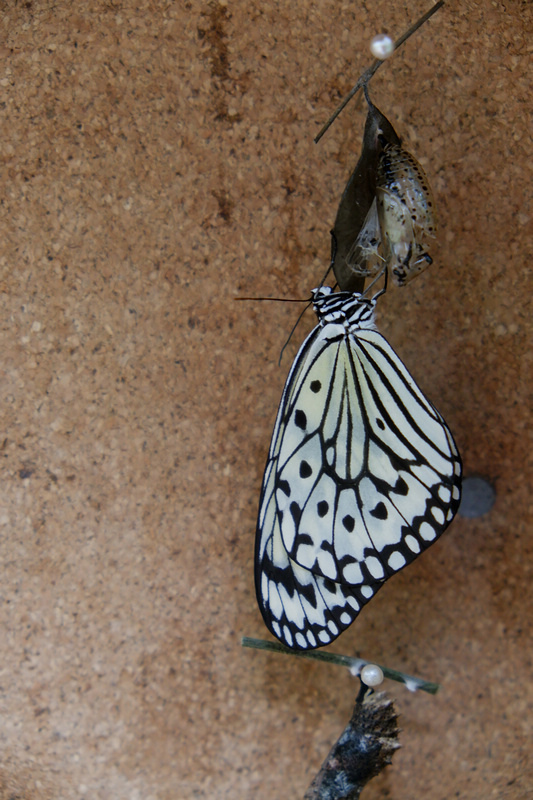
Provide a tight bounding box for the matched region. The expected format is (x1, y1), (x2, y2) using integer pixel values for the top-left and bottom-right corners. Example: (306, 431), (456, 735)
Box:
(235, 295), (307, 302)
(314, 0), (445, 143)
(278, 300), (313, 366)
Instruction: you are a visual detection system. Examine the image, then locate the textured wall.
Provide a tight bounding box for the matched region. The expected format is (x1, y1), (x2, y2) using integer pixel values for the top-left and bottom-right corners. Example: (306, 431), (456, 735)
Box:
(0, 1), (531, 797)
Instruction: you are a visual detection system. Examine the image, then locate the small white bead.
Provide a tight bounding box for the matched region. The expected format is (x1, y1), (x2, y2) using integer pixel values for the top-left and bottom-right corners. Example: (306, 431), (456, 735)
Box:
(370, 34), (394, 60)
(360, 663), (384, 687)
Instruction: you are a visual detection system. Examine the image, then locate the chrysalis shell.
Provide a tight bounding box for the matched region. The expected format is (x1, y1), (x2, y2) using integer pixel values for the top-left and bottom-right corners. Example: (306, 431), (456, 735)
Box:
(332, 97), (401, 293)
(376, 143), (437, 286)
(344, 197), (384, 278)
(332, 91), (438, 290)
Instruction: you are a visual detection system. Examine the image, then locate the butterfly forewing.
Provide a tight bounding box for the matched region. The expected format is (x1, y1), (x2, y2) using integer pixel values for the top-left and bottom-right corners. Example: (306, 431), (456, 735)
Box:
(255, 288), (461, 650)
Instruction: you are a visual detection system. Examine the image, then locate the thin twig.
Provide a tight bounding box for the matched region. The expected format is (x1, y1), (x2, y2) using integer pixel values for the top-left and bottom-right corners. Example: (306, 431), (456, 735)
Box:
(314, 0), (445, 143)
(242, 636), (440, 694)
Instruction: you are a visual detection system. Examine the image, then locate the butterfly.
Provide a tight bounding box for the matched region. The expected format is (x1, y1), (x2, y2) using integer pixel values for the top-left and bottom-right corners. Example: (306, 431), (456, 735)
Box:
(255, 284), (461, 650)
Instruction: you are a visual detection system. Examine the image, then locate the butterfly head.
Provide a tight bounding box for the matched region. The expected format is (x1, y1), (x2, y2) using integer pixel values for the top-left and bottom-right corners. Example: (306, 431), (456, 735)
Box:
(311, 287), (377, 330)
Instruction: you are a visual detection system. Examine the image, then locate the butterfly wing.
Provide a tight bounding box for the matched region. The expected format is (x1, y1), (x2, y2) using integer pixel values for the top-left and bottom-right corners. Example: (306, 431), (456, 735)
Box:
(255, 325), (382, 650)
(255, 320), (461, 650)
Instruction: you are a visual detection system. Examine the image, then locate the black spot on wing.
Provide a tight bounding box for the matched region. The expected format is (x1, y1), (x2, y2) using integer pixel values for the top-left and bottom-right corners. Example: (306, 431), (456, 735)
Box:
(277, 478), (290, 497)
(317, 500), (329, 517)
(370, 502), (388, 520)
(295, 532), (313, 547)
(342, 515), (355, 532)
(290, 502), (302, 525)
(299, 460), (312, 478)
(294, 409), (307, 430)
(394, 477), (409, 495)
(299, 583), (318, 608)
(310, 380), (321, 393)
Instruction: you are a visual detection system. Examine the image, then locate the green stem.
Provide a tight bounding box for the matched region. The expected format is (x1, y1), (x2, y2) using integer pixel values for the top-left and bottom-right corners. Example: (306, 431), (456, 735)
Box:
(242, 636), (440, 695)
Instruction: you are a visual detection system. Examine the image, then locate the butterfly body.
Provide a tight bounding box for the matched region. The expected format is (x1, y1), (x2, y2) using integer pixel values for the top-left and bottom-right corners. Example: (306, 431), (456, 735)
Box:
(255, 287), (461, 650)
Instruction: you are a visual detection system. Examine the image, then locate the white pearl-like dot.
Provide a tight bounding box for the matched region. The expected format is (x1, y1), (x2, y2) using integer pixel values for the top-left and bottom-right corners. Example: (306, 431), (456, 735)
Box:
(360, 663), (384, 687)
(370, 34), (394, 60)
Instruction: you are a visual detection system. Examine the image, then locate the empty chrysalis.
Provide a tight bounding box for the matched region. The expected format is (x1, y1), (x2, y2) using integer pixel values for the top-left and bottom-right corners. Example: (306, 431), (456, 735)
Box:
(333, 87), (437, 289)
(344, 196), (383, 280)
(331, 90), (401, 294)
(376, 141), (437, 286)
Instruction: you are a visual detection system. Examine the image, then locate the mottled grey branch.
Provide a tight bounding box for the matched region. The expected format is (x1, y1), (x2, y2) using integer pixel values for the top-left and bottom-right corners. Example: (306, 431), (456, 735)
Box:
(304, 691), (400, 800)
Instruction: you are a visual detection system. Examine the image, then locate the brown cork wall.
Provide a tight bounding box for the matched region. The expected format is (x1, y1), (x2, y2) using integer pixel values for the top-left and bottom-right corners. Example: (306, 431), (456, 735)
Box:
(0, 1), (531, 798)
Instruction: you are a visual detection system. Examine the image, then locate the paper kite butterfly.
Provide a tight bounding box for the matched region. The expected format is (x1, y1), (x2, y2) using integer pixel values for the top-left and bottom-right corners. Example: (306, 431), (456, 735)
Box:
(254, 285), (461, 650)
